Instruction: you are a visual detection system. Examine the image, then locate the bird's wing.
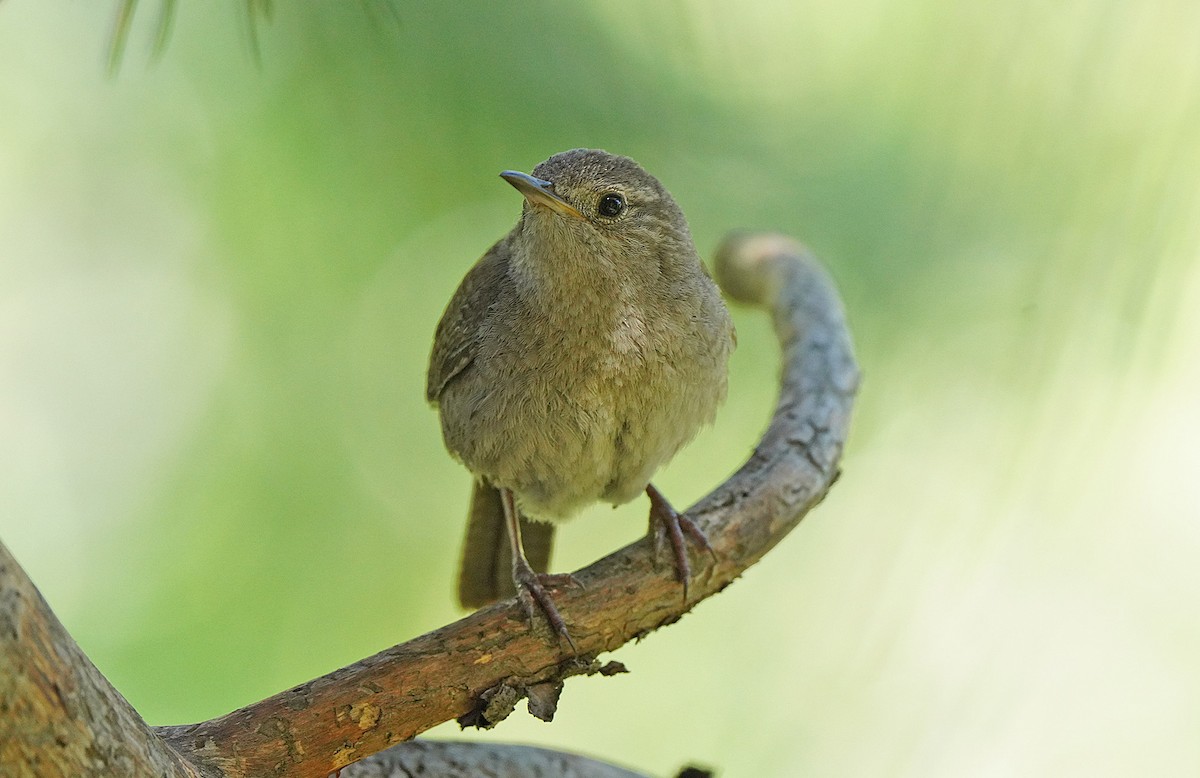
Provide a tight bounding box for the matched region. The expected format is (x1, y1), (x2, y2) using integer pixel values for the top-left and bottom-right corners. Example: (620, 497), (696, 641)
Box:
(426, 240), (509, 404)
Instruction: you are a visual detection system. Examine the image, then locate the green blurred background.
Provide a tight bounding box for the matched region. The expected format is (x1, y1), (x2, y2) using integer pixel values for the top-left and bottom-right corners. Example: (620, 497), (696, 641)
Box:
(2, 2), (1198, 775)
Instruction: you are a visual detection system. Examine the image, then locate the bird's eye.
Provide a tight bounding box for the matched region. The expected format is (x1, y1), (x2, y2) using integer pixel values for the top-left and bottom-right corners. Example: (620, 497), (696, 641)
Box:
(597, 193), (625, 218)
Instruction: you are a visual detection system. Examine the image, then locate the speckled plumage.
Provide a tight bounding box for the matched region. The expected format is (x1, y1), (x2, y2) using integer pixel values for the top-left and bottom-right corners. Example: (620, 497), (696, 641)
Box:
(427, 149), (734, 612)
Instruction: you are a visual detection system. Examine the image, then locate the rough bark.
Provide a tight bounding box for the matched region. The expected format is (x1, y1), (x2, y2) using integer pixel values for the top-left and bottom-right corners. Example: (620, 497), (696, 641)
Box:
(0, 232), (859, 778)
(0, 543), (202, 778)
(339, 741), (650, 777)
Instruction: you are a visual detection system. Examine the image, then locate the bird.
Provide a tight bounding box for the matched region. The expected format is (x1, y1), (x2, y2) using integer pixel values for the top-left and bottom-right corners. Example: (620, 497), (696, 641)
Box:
(426, 148), (734, 649)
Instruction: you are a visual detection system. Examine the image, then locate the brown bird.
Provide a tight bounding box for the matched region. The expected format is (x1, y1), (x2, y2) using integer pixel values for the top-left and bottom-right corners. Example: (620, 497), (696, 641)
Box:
(426, 149), (734, 648)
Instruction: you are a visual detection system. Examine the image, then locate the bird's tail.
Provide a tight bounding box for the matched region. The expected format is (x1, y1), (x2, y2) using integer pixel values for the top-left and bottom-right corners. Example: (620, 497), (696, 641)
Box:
(457, 479), (555, 608)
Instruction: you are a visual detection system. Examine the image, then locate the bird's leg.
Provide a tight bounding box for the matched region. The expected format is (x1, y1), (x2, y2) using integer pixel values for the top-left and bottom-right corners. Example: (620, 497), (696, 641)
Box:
(646, 482), (716, 601)
(501, 488), (580, 651)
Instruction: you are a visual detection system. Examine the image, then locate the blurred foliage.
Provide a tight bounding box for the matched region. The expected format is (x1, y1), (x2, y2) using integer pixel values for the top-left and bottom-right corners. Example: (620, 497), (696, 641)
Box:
(2, 2), (1199, 776)
(108, 0), (277, 71)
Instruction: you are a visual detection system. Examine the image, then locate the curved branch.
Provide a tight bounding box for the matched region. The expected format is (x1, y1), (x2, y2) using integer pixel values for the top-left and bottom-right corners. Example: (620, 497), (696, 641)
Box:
(157, 232), (860, 776)
(0, 232), (858, 778)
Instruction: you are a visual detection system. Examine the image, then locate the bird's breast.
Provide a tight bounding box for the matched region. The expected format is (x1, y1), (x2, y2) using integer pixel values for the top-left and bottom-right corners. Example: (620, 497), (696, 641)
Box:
(444, 269), (730, 521)
(609, 308), (649, 355)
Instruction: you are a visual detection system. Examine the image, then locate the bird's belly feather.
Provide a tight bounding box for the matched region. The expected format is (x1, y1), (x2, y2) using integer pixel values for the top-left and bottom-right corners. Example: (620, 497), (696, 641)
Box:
(439, 331), (726, 521)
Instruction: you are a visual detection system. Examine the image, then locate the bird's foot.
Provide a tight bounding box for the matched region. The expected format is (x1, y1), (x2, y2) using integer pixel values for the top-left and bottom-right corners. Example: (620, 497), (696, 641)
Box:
(512, 560), (582, 652)
(646, 483), (715, 601)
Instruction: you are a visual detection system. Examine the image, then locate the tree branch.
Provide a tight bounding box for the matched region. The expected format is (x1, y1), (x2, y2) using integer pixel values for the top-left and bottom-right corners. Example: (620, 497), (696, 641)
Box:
(0, 232), (858, 777)
(0, 543), (200, 777)
(338, 741), (651, 778)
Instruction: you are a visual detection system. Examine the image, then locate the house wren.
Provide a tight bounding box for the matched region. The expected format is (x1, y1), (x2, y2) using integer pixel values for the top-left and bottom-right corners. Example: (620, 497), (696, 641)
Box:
(426, 149), (735, 648)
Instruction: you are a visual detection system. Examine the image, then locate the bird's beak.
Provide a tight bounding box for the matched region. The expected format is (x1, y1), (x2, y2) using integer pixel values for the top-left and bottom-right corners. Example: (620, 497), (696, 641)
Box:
(500, 170), (585, 220)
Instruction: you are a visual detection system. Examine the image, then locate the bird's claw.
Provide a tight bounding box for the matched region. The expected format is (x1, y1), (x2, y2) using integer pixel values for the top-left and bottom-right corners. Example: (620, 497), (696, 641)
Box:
(513, 563), (581, 652)
(646, 484), (715, 602)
